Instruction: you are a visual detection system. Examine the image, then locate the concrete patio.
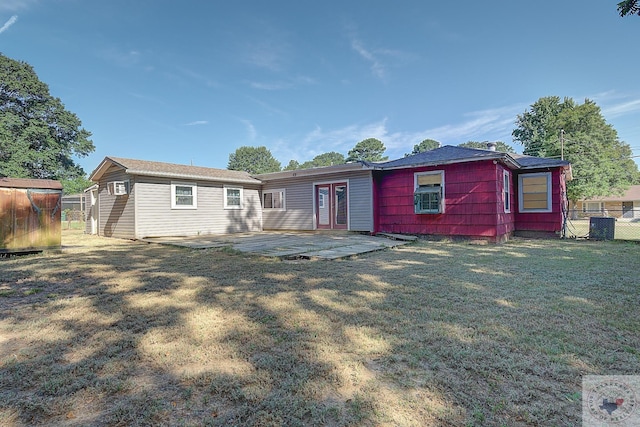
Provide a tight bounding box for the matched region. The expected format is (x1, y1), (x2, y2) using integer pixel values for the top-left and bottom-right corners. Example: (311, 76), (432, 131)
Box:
(141, 231), (415, 260)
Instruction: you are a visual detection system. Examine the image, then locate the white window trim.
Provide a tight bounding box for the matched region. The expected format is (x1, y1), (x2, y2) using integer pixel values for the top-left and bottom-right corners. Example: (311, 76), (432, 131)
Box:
(583, 201), (604, 213)
(503, 170), (511, 213)
(224, 186), (243, 209)
(107, 180), (129, 196)
(414, 170), (445, 214)
(263, 189), (286, 211)
(171, 182), (198, 209)
(518, 172), (552, 213)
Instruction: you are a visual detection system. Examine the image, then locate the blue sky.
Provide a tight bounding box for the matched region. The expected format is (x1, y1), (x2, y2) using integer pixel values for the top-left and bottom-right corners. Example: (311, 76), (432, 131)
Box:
(2, 0), (639, 174)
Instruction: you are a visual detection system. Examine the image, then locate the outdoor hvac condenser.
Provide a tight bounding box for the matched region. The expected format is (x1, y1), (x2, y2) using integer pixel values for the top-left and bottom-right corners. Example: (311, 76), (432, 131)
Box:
(589, 217), (615, 240)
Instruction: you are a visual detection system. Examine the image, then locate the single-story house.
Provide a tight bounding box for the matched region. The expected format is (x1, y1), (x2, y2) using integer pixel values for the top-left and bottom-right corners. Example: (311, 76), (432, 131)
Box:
(0, 177), (63, 252)
(573, 185), (640, 219)
(87, 146), (571, 242)
(85, 157), (263, 239)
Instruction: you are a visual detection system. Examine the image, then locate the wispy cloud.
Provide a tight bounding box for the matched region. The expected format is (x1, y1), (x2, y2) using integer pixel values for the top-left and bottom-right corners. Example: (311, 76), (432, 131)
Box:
(0, 0), (37, 12)
(351, 38), (386, 79)
(239, 119), (257, 140)
(248, 75), (316, 91)
(0, 15), (18, 34)
(601, 98), (640, 119)
(185, 120), (208, 126)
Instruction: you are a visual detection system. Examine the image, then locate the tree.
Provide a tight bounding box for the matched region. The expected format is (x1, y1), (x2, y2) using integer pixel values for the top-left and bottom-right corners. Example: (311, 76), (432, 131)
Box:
(227, 146), (281, 174)
(346, 138), (388, 162)
(513, 96), (639, 202)
(300, 151), (345, 169)
(60, 176), (93, 195)
(283, 159), (300, 171)
(0, 54), (94, 180)
(406, 139), (440, 156)
(458, 141), (515, 153)
(618, 0), (640, 16)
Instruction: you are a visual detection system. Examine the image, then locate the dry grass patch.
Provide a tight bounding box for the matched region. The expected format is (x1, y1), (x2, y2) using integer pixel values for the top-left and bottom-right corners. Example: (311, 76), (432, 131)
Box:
(0, 230), (638, 426)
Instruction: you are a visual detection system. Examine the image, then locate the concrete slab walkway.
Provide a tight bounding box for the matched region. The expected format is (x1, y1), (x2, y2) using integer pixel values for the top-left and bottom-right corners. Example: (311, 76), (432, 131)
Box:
(141, 231), (413, 260)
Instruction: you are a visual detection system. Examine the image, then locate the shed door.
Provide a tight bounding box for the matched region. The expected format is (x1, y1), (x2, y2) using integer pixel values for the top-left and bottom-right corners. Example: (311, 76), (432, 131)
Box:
(316, 183), (348, 230)
(622, 201), (633, 218)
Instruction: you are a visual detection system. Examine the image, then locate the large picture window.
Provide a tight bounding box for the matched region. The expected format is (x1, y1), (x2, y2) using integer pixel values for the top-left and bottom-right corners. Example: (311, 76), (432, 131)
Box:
(171, 182), (197, 209)
(518, 172), (551, 213)
(224, 186), (243, 209)
(263, 189), (285, 210)
(414, 171), (444, 214)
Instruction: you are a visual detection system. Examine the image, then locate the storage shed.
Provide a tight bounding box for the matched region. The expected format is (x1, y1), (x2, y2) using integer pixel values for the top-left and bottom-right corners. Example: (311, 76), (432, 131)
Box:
(0, 178), (63, 253)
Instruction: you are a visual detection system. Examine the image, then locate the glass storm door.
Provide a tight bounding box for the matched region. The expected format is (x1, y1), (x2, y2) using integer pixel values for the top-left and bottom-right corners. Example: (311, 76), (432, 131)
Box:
(316, 183), (348, 230)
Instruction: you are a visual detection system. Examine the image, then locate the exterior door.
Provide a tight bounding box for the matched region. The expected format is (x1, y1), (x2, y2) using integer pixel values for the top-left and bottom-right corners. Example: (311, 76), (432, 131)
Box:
(622, 201), (633, 219)
(316, 183), (348, 230)
(90, 189), (98, 234)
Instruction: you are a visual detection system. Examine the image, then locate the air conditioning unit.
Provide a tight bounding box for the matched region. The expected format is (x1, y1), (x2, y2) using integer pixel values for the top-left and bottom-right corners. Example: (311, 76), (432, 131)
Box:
(107, 181), (128, 196)
(589, 217), (615, 240)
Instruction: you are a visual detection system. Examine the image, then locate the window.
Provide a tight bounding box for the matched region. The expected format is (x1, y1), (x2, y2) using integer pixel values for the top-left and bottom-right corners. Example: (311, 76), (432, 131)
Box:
(583, 202), (603, 213)
(503, 170), (511, 213)
(518, 172), (551, 213)
(263, 189), (285, 210)
(414, 171), (444, 214)
(224, 186), (243, 209)
(171, 182), (197, 209)
(107, 181), (128, 196)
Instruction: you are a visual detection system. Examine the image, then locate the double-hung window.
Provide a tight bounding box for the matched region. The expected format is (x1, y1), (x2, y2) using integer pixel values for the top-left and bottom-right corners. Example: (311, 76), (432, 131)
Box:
(414, 171), (444, 214)
(503, 170), (511, 213)
(263, 189), (285, 210)
(224, 186), (243, 209)
(171, 182), (197, 209)
(518, 172), (551, 213)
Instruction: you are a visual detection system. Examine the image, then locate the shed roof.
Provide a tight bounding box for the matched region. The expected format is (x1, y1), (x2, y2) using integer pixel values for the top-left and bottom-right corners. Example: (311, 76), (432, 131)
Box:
(0, 178), (63, 190)
(582, 185), (640, 202)
(90, 157), (262, 185)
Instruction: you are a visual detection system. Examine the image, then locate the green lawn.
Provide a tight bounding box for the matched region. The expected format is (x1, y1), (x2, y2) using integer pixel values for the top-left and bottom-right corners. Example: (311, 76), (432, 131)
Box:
(0, 230), (638, 426)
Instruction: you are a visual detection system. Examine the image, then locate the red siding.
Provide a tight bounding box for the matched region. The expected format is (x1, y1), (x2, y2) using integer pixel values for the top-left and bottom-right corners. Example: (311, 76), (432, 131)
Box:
(374, 161), (515, 240)
(513, 169), (566, 234)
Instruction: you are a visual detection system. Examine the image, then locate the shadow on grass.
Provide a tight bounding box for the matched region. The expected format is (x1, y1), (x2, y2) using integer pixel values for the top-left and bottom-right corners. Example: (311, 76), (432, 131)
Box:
(0, 236), (639, 425)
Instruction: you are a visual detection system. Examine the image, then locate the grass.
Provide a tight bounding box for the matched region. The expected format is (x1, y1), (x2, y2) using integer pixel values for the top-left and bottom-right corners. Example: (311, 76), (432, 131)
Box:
(565, 218), (640, 240)
(0, 229), (639, 426)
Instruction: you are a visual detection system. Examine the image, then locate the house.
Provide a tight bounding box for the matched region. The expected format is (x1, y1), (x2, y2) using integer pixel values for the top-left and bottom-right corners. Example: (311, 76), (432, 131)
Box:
(87, 146), (571, 242)
(573, 185), (640, 219)
(85, 157), (263, 239)
(368, 146), (572, 242)
(0, 178), (62, 253)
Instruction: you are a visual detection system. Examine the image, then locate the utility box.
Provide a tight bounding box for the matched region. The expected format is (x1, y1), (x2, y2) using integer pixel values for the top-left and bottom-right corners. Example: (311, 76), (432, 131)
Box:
(589, 217), (615, 240)
(0, 178), (62, 253)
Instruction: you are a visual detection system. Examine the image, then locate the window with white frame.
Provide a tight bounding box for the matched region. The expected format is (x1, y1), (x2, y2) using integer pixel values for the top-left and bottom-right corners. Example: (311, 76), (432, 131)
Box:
(171, 182), (197, 209)
(503, 170), (511, 213)
(263, 189), (285, 210)
(224, 186), (243, 209)
(414, 171), (444, 214)
(518, 172), (551, 213)
(583, 201), (604, 213)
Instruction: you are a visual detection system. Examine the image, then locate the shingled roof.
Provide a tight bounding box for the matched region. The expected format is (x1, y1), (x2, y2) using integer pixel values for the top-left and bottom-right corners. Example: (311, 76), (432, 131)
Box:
(90, 157), (262, 185)
(366, 145), (571, 172)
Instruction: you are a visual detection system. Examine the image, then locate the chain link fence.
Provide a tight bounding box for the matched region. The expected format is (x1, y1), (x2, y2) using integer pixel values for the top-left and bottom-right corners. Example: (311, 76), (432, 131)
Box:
(565, 209), (640, 241)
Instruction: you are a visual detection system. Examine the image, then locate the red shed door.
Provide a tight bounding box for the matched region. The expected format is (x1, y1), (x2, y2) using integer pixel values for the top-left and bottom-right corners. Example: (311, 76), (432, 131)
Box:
(316, 183), (348, 230)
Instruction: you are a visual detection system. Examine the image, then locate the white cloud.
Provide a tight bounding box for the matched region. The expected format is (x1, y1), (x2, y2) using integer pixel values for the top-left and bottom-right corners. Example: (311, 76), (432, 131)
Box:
(239, 119), (257, 140)
(0, 15), (18, 34)
(248, 75), (316, 91)
(351, 38), (386, 79)
(185, 120), (208, 126)
(0, 0), (37, 12)
(601, 99), (640, 119)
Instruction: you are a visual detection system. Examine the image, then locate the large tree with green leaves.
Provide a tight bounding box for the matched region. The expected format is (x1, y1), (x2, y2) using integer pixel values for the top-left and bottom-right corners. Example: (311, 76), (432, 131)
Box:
(0, 53), (95, 180)
(227, 145), (281, 174)
(346, 138), (388, 162)
(513, 96), (639, 202)
(618, 0), (640, 16)
(405, 139), (440, 156)
(458, 141), (515, 153)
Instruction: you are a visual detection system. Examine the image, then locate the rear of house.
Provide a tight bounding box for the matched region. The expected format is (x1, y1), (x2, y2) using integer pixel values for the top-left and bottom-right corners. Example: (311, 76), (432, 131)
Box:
(371, 146), (571, 242)
(87, 157), (263, 239)
(572, 185), (640, 219)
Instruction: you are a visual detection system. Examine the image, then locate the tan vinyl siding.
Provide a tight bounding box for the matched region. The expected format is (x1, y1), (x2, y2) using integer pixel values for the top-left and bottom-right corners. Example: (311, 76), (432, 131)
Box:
(134, 176), (262, 238)
(98, 166), (135, 239)
(262, 170), (373, 231)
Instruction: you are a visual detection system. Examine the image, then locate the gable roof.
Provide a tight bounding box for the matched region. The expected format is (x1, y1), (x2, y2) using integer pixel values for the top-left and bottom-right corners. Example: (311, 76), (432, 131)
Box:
(582, 185), (640, 202)
(367, 145), (571, 174)
(89, 157), (262, 185)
